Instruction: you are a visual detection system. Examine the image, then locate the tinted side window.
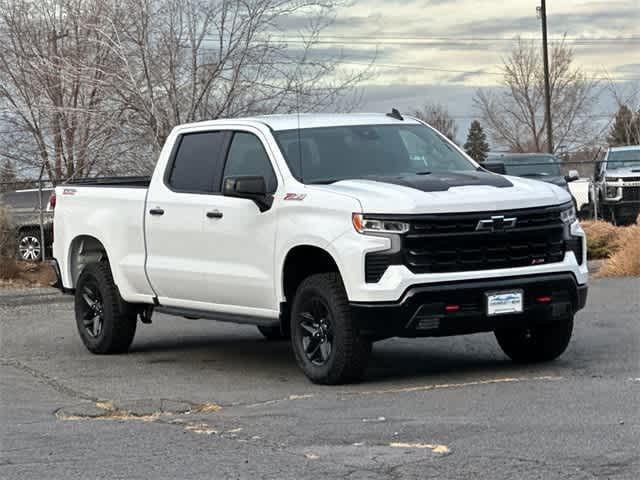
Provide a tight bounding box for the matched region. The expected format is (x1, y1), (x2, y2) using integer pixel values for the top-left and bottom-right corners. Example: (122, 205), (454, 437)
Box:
(223, 132), (277, 192)
(168, 131), (225, 193)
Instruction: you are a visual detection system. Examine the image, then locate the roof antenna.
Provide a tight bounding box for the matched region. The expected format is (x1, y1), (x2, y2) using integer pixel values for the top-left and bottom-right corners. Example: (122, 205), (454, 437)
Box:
(386, 108), (404, 121)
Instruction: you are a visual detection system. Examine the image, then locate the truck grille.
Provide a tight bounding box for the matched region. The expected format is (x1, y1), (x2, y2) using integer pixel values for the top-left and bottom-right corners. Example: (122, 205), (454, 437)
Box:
(399, 205), (567, 275)
(622, 186), (640, 202)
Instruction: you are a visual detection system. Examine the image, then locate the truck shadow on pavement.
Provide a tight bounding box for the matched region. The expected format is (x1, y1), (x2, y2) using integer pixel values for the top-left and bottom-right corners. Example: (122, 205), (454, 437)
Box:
(126, 331), (546, 385)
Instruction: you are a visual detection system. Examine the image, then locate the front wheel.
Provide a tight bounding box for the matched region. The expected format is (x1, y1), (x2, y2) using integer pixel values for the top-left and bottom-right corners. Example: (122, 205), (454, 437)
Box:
(290, 273), (371, 384)
(75, 262), (137, 354)
(495, 317), (573, 363)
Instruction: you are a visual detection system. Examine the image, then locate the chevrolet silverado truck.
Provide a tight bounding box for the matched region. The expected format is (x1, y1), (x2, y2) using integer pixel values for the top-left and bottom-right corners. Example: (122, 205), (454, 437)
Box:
(593, 145), (640, 225)
(52, 112), (588, 384)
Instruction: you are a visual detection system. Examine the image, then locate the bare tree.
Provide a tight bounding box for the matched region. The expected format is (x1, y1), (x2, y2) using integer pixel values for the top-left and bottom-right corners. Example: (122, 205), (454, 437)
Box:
(412, 102), (458, 142)
(0, 0), (373, 181)
(0, 0), (140, 181)
(474, 38), (599, 153)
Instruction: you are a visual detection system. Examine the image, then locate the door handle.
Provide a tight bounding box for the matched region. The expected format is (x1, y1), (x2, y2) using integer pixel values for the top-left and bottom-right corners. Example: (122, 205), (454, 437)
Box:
(149, 208), (165, 216)
(206, 210), (223, 219)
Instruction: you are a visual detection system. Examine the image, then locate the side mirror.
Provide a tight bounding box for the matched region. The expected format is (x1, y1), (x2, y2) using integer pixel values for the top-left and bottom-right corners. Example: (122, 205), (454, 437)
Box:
(565, 169), (579, 182)
(223, 176), (273, 212)
(482, 161), (506, 175)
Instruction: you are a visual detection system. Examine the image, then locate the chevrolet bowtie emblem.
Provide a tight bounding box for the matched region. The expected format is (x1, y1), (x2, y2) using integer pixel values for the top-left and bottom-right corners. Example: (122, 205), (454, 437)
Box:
(476, 215), (517, 232)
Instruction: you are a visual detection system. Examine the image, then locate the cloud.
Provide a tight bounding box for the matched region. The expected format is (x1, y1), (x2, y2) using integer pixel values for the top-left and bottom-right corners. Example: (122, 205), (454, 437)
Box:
(450, 69), (487, 83)
(456, 7), (639, 37)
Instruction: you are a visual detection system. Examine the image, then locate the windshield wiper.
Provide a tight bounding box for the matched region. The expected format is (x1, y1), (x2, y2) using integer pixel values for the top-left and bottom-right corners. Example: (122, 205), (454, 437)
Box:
(415, 171), (432, 175)
(520, 172), (550, 177)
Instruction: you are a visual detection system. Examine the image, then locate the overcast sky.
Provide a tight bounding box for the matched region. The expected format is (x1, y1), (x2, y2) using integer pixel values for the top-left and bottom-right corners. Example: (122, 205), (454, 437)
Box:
(280, 0), (640, 141)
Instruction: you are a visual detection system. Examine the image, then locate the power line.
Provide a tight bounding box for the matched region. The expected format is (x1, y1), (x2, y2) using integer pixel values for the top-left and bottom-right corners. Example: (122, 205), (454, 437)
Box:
(335, 61), (640, 82)
(265, 34), (640, 42)
(260, 37), (640, 47)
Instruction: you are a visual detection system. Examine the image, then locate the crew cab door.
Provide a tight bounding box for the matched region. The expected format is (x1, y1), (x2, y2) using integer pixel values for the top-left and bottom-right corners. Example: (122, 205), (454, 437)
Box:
(198, 130), (279, 314)
(144, 130), (229, 304)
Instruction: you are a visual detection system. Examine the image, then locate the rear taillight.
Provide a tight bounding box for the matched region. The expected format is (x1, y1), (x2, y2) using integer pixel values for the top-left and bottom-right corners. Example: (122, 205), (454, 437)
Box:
(48, 192), (56, 210)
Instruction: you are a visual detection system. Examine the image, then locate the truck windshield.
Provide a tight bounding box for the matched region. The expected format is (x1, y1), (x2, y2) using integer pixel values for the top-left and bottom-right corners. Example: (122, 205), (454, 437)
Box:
(607, 150), (640, 170)
(273, 124), (476, 184)
(500, 155), (561, 177)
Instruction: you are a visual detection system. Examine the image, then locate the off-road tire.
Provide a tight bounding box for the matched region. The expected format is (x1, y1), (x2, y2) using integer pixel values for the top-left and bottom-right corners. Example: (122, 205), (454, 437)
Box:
(616, 215), (637, 226)
(74, 262), (137, 354)
(495, 317), (573, 363)
(290, 273), (371, 384)
(257, 325), (288, 341)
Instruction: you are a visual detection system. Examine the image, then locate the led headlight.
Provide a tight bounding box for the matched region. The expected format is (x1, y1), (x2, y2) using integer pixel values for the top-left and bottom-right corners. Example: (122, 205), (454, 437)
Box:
(560, 205), (577, 225)
(605, 186), (619, 198)
(352, 213), (409, 234)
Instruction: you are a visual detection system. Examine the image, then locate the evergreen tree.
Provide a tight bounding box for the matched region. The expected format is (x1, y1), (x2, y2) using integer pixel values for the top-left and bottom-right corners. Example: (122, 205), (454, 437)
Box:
(464, 120), (490, 162)
(607, 105), (640, 146)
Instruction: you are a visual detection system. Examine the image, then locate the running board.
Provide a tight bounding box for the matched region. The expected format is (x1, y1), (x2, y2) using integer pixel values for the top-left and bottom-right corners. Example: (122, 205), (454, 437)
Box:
(154, 306), (280, 328)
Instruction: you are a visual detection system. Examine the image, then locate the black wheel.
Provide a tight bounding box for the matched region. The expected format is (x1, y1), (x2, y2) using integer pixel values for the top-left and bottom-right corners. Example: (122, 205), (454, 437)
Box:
(74, 262), (137, 354)
(290, 273), (371, 384)
(17, 228), (42, 261)
(495, 317), (573, 363)
(617, 215), (637, 226)
(257, 325), (288, 341)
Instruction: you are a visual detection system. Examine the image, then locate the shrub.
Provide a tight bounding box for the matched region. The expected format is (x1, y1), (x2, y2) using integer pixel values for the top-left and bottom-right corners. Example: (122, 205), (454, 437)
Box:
(0, 207), (20, 280)
(581, 221), (624, 260)
(598, 225), (640, 277)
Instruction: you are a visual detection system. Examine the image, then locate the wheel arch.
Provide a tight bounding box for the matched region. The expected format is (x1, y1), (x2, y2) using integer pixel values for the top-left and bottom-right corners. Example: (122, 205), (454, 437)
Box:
(279, 244), (342, 319)
(67, 234), (110, 288)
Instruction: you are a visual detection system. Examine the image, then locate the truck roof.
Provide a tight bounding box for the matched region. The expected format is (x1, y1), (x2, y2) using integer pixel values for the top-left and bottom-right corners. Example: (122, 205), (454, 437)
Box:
(176, 113), (422, 132)
(608, 145), (640, 151)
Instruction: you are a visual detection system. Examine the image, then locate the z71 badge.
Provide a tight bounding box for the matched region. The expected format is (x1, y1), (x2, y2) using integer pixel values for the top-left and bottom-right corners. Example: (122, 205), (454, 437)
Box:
(284, 193), (306, 201)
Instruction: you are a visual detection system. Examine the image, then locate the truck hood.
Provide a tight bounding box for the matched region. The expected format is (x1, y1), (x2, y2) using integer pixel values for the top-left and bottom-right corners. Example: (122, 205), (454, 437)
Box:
(523, 175), (568, 190)
(605, 167), (640, 178)
(312, 172), (572, 214)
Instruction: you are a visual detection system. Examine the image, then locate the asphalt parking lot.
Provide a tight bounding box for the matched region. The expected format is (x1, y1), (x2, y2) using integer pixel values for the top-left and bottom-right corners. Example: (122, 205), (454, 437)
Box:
(1, 277), (639, 479)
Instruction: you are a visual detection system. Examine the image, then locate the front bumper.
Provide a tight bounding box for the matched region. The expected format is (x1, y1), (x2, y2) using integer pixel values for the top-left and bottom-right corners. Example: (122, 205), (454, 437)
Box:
(350, 273), (587, 338)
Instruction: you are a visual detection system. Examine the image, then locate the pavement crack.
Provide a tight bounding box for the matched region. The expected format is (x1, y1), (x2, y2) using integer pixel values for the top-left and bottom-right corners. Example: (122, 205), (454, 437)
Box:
(0, 358), (95, 402)
(342, 375), (563, 397)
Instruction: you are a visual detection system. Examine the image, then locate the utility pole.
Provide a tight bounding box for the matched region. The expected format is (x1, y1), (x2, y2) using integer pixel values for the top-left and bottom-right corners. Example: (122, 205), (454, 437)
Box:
(539, 0), (554, 153)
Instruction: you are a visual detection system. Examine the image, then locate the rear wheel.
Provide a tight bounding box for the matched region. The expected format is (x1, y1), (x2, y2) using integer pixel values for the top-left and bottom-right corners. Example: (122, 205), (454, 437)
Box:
(290, 273), (371, 384)
(75, 262), (137, 354)
(495, 317), (573, 363)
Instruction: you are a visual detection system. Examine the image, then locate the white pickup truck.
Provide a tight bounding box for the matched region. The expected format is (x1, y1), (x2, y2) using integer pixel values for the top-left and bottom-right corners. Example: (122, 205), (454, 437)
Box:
(52, 112), (588, 384)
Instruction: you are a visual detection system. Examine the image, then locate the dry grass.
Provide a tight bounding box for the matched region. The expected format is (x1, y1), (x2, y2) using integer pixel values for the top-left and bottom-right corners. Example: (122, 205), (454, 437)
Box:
(581, 221), (625, 259)
(0, 206), (19, 280)
(0, 260), (56, 287)
(598, 225), (640, 278)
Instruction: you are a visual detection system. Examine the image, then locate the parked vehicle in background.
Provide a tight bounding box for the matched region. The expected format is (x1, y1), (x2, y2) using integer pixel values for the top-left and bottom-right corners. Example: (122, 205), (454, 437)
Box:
(567, 178), (591, 218)
(593, 145), (640, 225)
(52, 113), (588, 384)
(0, 188), (55, 261)
(484, 153), (579, 192)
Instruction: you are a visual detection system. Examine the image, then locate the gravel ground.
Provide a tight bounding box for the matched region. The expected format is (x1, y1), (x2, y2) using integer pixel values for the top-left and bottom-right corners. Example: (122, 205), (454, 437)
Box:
(1, 277), (639, 479)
